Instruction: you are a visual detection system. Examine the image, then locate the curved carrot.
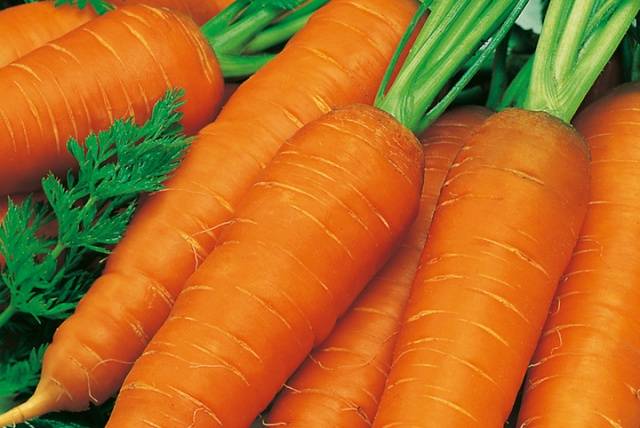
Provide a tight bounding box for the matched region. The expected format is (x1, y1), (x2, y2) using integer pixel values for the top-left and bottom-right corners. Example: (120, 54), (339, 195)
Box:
(517, 84), (640, 427)
(0, 0), (416, 423)
(0, 4), (223, 195)
(106, 103), (424, 428)
(0, 0), (220, 68)
(266, 106), (490, 428)
(372, 109), (590, 428)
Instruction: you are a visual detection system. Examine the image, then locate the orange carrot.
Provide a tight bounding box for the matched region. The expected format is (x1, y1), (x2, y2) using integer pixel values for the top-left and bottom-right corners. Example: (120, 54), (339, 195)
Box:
(372, 109), (590, 428)
(0, 0), (416, 423)
(266, 106), (490, 428)
(0, 0), (220, 68)
(517, 84), (640, 427)
(106, 104), (424, 428)
(0, 4), (223, 195)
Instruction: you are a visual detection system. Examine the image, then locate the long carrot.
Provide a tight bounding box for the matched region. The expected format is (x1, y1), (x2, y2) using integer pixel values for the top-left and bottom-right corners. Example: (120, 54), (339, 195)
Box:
(265, 106), (490, 428)
(516, 84), (640, 428)
(0, 0), (417, 424)
(0, 0), (221, 69)
(373, 1), (637, 426)
(104, 1), (530, 426)
(106, 104), (424, 428)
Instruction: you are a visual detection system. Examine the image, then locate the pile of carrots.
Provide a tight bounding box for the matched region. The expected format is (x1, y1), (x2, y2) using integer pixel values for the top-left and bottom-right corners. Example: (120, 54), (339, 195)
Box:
(0, 0), (640, 427)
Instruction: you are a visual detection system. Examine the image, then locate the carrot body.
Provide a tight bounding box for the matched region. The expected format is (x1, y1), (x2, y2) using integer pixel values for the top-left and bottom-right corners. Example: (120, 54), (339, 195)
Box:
(0, 0), (416, 423)
(106, 104), (424, 428)
(0, 0), (220, 69)
(372, 109), (590, 428)
(266, 106), (490, 428)
(517, 84), (640, 427)
(0, 4), (222, 195)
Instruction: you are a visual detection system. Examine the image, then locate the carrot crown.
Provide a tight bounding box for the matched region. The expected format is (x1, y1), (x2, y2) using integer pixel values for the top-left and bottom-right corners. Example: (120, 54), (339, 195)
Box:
(523, 0), (640, 122)
(200, 0), (328, 78)
(375, 0), (529, 134)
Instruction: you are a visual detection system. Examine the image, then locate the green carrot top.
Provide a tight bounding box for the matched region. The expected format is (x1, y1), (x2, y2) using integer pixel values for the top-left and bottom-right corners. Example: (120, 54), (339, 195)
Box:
(375, 0), (530, 134)
(523, 0), (639, 122)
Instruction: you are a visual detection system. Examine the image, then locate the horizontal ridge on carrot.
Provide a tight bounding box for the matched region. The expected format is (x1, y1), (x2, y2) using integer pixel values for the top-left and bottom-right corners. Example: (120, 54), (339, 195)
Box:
(373, 1), (639, 426)
(265, 106), (490, 428)
(106, 104), (424, 427)
(0, 0), (417, 424)
(517, 86), (640, 426)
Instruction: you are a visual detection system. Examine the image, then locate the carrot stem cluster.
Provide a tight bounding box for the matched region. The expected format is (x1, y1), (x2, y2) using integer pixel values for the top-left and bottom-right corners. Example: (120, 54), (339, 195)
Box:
(375, 0), (529, 134)
(524, 0), (640, 122)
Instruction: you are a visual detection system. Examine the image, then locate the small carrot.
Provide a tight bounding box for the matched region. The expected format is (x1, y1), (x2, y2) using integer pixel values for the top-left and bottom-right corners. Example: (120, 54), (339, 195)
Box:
(517, 84), (640, 428)
(0, 0), (417, 423)
(266, 106), (490, 428)
(373, 1), (636, 426)
(0, 0), (221, 69)
(106, 104), (424, 428)
(105, 1), (529, 426)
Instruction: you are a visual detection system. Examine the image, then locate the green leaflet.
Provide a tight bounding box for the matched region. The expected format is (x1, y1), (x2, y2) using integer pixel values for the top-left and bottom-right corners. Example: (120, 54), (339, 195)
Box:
(52, 0), (114, 15)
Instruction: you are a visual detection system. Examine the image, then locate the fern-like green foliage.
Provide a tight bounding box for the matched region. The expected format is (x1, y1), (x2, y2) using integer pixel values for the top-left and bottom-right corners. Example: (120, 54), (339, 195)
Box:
(0, 89), (189, 419)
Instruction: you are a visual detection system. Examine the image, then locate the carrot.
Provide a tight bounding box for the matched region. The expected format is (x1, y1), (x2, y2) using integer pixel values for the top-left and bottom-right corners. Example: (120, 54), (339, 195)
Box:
(0, 0), (221, 69)
(106, 104), (424, 428)
(0, 0), (417, 423)
(373, 109), (589, 427)
(516, 84), (640, 428)
(0, 4), (223, 195)
(104, 1), (529, 426)
(373, 2), (637, 426)
(266, 106), (490, 428)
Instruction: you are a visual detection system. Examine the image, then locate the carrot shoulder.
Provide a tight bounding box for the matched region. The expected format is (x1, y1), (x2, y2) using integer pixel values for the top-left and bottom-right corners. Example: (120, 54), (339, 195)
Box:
(0, 0), (220, 69)
(0, 4), (222, 195)
(373, 109), (590, 428)
(0, 0), (416, 423)
(266, 106), (490, 427)
(107, 103), (424, 428)
(517, 84), (640, 427)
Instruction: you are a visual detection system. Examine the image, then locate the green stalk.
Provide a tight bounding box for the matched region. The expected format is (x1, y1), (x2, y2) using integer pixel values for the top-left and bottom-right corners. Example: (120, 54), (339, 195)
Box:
(217, 53), (274, 78)
(198, 0), (308, 78)
(244, 0), (329, 54)
(487, 35), (509, 109)
(498, 55), (534, 110)
(377, 0), (528, 133)
(553, 0), (597, 82)
(0, 305), (15, 330)
(201, 0), (251, 39)
(524, 0), (639, 122)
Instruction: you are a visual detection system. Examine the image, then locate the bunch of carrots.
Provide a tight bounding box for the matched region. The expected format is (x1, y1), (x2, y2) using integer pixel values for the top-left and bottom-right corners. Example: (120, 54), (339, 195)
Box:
(0, 0), (640, 427)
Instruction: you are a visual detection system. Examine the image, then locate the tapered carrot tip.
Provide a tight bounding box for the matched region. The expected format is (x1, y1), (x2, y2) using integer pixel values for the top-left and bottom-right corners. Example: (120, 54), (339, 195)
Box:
(0, 381), (68, 427)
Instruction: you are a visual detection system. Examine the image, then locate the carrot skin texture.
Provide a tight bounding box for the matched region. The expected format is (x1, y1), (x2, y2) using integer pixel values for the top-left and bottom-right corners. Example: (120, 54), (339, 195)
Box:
(10, 0), (416, 421)
(266, 106), (490, 428)
(518, 84), (640, 428)
(0, 4), (223, 195)
(0, 0), (220, 69)
(0, 3), (93, 68)
(105, 104), (424, 428)
(372, 109), (590, 428)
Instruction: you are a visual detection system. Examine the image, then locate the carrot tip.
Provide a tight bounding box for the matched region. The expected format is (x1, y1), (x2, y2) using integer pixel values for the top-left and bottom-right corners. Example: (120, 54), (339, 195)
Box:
(0, 387), (58, 427)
